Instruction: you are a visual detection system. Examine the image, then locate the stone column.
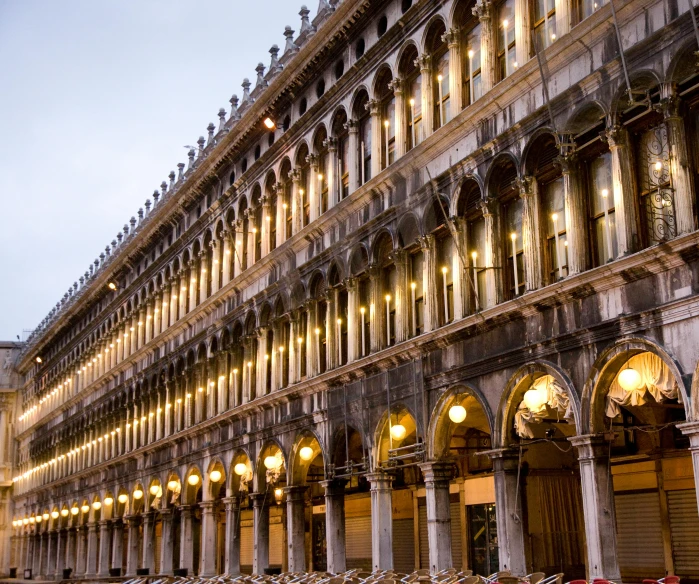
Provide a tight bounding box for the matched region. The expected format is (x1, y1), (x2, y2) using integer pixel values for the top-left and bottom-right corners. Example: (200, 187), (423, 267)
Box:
(178, 269), (188, 317)
(30, 534), (39, 575)
(284, 486), (307, 572)
(199, 501), (217, 577)
(188, 259), (198, 312)
(368, 265), (383, 353)
(419, 235), (438, 333)
(125, 516), (141, 577)
(452, 217), (468, 320)
(60, 528), (70, 575)
(474, 1), (495, 93)
(142, 512), (155, 574)
(158, 509), (174, 576)
(199, 250), (208, 305)
(76, 526), (89, 576)
(145, 298), (154, 344)
(171, 275), (181, 324)
(256, 327), (270, 396)
(346, 279), (359, 363)
(48, 531), (57, 577)
(679, 422), (699, 526)
(390, 78), (406, 159)
(289, 316), (299, 384)
(251, 493), (269, 575)
(224, 497), (241, 576)
(210, 239), (221, 294)
(261, 195), (271, 258)
(97, 520), (112, 577)
(479, 199), (499, 307)
(112, 520), (124, 576)
(246, 209), (256, 268)
(391, 249), (409, 343)
(518, 176), (543, 290)
(368, 100), (382, 178)
(559, 150), (589, 275)
(417, 55), (433, 140)
(604, 125), (637, 256)
(221, 231), (233, 286)
(514, 0), (530, 68)
(233, 220), (245, 279)
(489, 449), (526, 575)
(569, 435), (621, 581)
(662, 92), (695, 235)
(179, 506), (195, 574)
(444, 29), (463, 118)
(290, 170), (302, 234)
(420, 462), (454, 574)
(326, 137), (338, 208)
(367, 472), (394, 571)
(322, 479), (347, 574)
(346, 120), (360, 194)
(308, 154), (320, 223)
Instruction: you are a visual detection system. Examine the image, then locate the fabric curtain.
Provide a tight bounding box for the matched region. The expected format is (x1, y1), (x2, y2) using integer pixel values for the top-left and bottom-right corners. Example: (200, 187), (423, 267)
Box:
(605, 352), (681, 418)
(514, 375), (574, 438)
(536, 474), (585, 568)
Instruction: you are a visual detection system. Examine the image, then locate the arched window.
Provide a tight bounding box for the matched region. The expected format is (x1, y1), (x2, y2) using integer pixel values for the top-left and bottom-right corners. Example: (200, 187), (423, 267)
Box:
(353, 90), (372, 185)
(375, 234), (396, 347)
(265, 175), (277, 253)
(332, 109), (350, 200)
(375, 68), (395, 169)
(311, 276), (327, 374)
(399, 45), (422, 150)
(329, 266), (348, 367)
(398, 215), (422, 337)
(239, 198), (249, 270)
(458, 178), (488, 311)
(622, 81), (677, 248)
(497, 0), (516, 81)
(426, 20), (450, 129)
(426, 198), (454, 326)
(577, 0), (607, 22)
(569, 105), (615, 267)
(296, 144), (311, 227)
(314, 127), (329, 215)
(492, 158), (523, 299)
(350, 247), (371, 357)
(280, 159), (293, 241)
(454, 0), (482, 106)
(529, 134), (567, 282)
(251, 186), (263, 262)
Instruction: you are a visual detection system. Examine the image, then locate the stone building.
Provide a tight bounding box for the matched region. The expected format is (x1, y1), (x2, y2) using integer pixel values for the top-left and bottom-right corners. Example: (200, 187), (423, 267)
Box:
(7, 0), (699, 581)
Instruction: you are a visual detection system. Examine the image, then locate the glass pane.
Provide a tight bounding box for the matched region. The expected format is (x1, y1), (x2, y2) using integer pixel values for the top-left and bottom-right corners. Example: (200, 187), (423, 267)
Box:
(589, 152), (612, 216)
(593, 213), (617, 265)
(505, 198), (523, 254)
(543, 178), (565, 238)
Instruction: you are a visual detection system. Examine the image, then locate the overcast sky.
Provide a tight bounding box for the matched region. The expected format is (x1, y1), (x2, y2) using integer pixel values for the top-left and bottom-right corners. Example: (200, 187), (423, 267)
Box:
(0, 0), (303, 340)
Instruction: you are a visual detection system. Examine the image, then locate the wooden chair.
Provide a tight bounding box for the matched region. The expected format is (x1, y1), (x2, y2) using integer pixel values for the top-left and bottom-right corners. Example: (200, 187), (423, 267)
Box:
(525, 573), (546, 584)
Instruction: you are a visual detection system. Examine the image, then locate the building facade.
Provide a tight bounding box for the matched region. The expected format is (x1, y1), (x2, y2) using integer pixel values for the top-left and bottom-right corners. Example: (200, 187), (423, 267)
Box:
(7, 0), (699, 580)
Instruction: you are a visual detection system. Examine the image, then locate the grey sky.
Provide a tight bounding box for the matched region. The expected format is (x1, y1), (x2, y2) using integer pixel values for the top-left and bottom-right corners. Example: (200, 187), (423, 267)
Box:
(0, 0), (304, 340)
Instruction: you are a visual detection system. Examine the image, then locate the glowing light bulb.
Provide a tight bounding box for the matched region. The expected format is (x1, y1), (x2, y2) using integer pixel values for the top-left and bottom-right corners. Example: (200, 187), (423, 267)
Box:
(390, 424), (406, 440)
(167, 480), (178, 491)
(299, 446), (314, 461)
(118, 494), (128, 504)
(523, 387), (548, 411)
(264, 455), (281, 470)
(149, 485), (161, 496)
(210, 470), (222, 483)
(187, 474), (200, 486)
(133, 489), (143, 500)
(448, 404), (467, 424)
(618, 367), (643, 392)
(234, 462), (248, 476)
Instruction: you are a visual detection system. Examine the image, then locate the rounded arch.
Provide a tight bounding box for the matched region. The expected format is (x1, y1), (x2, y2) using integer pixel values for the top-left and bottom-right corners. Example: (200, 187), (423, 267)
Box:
(256, 439), (287, 491)
(205, 457), (227, 500)
(294, 140), (310, 167)
(372, 63), (394, 99)
(496, 360), (581, 448)
(372, 403), (421, 464)
(330, 105), (349, 137)
(450, 0), (477, 28)
(396, 40), (420, 78)
(666, 39), (699, 85)
(610, 69), (663, 122)
(521, 127), (559, 176)
(421, 14), (448, 54)
(370, 228), (396, 264)
(327, 259), (345, 287)
(422, 194), (451, 234)
(312, 123), (329, 153)
(581, 336), (690, 433)
(563, 100), (608, 135)
(397, 212), (421, 247)
(348, 244), (369, 276)
(485, 151), (521, 199)
(453, 174), (484, 216)
(183, 465), (203, 505)
(288, 429), (326, 486)
(427, 383), (495, 459)
(229, 448), (254, 494)
(350, 86), (371, 119)
(308, 270), (327, 299)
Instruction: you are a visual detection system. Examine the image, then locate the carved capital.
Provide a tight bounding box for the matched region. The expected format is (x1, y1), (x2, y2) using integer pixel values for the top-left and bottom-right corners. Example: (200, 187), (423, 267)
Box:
(515, 175), (535, 197)
(415, 54), (432, 72)
(442, 28), (461, 48)
(473, 1), (492, 21)
(602, 124), (627, 149)
(366, 99), (381, 116)
(344, 119), (359, 133)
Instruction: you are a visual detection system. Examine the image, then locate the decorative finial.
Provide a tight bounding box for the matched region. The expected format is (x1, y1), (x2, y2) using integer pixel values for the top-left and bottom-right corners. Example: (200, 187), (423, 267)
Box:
(197, 135), (206, 156)
(145, 199), (151, 215)
(269, 45), (282, 74)
(229, 95), (240, 120)
(169, 170), (176, 188)
(117, 232), (123, 244)
(284, 26), (298, 54)
(241, 78), (251, 103)
(218, 108), (227, 132)
(123, 224), (129, 236)
(178, 162), (186, 179)
(187, 149), (195, 169)
(161, 181), (168, 197)
(207, 122), (215, 145)
(137, 208), (144, 222)
(255, 62), (267, 88)
(112, 240), (117, 251)
(153, 190), (160, 206)
(129, 217), (136, 230)
(299, 5), (313, 33)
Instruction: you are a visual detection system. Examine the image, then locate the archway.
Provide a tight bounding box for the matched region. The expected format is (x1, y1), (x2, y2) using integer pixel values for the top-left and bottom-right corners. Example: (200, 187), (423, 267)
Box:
(230, 451), (253, 574)
(586, 340), (695, 582)
(428, 386), (495, 574)
(499, 364), (584, 580)
(253, 442), (287, 574)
